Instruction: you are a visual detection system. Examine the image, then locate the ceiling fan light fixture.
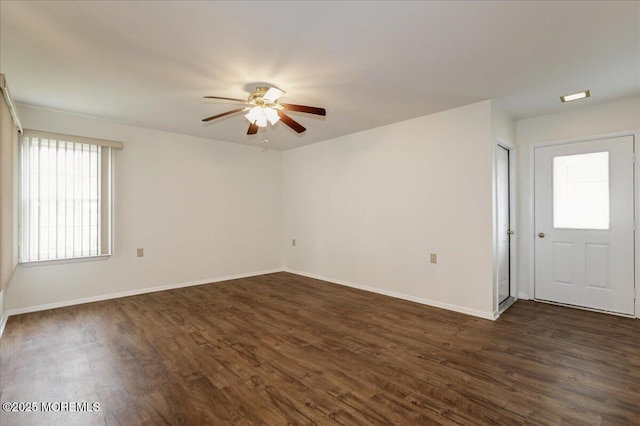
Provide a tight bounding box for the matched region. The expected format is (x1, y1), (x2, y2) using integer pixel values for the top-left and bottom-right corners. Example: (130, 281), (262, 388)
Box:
(255, 114), (268, 128)
(245, 106), (262, 124)
(203, 86), (324, 135)
(245, 106), (280, 127)
(264, 107), (280, 125)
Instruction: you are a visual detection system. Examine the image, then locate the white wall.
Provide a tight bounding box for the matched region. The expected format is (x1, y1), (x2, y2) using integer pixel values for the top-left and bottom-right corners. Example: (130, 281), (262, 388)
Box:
(5, 105), (283, 312)
(515, 97), (640, 315)
(284, 100), (497, 318)
(492, 105), (516, 146)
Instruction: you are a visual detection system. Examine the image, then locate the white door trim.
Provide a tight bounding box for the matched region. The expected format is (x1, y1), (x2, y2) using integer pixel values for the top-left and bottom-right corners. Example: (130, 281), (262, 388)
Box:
(527, 129), (639, 318)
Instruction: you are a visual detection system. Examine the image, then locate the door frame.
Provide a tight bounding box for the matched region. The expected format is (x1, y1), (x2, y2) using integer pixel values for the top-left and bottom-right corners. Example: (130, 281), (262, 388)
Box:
(528, 130), (639, 318)
(494, 139), (517, 315)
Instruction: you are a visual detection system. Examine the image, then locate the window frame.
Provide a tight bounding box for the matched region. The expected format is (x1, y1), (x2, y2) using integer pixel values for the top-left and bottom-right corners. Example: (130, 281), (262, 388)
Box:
(18, 130), (122, 265)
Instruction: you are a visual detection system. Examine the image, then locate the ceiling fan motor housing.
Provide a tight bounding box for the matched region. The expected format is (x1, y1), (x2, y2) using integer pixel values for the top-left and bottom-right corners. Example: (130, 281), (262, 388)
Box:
(248, 87), (281, 108)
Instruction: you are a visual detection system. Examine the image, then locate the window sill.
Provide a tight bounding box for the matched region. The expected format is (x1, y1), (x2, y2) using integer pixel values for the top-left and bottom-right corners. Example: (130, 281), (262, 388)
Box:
(19, 254), (111, 267)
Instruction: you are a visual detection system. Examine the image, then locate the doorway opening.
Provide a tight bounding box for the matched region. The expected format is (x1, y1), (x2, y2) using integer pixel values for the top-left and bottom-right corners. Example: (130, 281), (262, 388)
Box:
(497, 144), (515, 313)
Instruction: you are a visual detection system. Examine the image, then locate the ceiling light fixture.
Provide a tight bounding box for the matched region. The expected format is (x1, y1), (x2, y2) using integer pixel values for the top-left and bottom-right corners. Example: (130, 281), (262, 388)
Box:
(203, 86), (326, 136)
(245, 106), (280, 127)
(243, 87), (284, 128)
(560, 90), (590, 103)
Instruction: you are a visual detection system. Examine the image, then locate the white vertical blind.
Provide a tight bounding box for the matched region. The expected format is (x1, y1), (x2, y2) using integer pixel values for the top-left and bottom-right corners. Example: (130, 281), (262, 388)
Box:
(20, 132), (114, 262)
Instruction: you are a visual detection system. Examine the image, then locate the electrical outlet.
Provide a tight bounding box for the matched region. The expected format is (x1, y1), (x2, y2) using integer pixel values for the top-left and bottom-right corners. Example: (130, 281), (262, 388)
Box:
(292, 239), (296, 247)
(137, 248), (144, 257)
(430, 253), (437, 264)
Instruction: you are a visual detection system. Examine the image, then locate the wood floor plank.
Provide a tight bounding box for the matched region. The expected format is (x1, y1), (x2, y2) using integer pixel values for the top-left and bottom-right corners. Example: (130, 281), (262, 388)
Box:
(1, 272), (638, 425)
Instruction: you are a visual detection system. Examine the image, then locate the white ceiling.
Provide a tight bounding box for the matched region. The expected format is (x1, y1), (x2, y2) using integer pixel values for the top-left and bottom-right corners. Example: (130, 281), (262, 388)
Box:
(1, 1), (638, 150)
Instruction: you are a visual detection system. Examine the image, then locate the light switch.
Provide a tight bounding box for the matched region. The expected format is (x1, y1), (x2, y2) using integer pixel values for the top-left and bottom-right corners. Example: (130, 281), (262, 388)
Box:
(430, 253), (437, 264)
(137, 248), (144, 257)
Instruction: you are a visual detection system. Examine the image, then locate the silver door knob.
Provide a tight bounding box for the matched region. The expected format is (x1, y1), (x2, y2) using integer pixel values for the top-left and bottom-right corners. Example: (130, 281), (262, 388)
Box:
(507, 230), (514, 235)
(538, 232), (545, 238)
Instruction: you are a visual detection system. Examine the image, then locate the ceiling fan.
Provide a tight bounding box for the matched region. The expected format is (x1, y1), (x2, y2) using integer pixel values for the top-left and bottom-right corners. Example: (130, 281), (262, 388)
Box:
(202, 86), (326, 135)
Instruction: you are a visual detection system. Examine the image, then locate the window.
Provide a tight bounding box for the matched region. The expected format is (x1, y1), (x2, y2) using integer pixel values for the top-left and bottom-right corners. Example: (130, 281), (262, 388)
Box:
(553, 151), (609, 230)
(19, 130), (122, 263)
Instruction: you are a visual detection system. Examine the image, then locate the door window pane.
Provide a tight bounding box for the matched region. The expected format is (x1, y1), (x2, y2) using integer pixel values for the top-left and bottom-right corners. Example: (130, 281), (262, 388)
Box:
(553, 152), (609, 229)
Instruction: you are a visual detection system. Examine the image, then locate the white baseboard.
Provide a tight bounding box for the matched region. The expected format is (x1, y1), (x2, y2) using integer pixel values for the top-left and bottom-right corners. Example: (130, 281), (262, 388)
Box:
(518, 292), (531, 300)
(5, 268), (284, 318)
(2, 267), (500, 337)
(284, 269), (498, 321)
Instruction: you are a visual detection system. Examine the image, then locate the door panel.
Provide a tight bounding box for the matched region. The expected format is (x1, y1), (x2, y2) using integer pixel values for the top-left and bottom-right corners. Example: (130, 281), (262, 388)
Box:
(552, 242), (574, 284)
(585, 243), (609, 288)
(534, 136), (635, 315)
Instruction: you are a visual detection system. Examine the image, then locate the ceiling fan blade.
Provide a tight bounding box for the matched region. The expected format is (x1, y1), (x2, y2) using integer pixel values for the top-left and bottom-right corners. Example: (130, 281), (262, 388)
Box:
(278, 111), (306, 133)
(280, 103), (326, 116)
(263, 87), (285, 103)
(204, 96), (247, 103)
(202, 108), (245, 122)
(247, 122), (258, 135)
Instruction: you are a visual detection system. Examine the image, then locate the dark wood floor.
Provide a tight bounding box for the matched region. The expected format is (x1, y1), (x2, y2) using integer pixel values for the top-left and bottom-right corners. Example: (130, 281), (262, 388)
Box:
(1, 272), (638, 425)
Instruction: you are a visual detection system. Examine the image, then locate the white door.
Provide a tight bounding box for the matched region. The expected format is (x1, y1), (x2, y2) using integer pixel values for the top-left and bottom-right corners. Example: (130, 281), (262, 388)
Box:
(534, 136), (635, 315)
(497, 145), (511, 305)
